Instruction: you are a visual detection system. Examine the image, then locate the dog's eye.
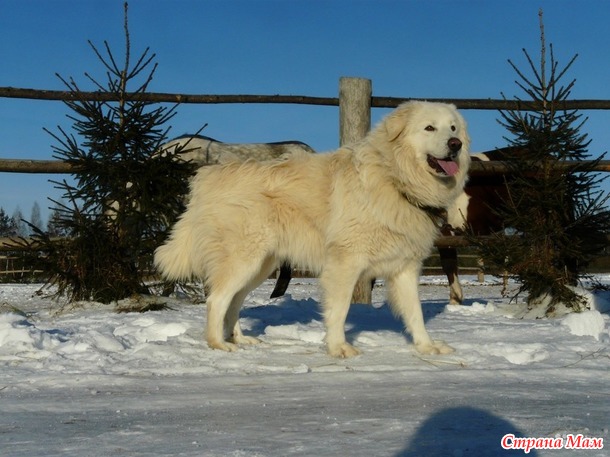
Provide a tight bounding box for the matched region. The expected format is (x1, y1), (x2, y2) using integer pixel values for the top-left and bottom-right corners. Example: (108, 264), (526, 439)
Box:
(425, 125), (436, 132)
(451, 125), (456, 132)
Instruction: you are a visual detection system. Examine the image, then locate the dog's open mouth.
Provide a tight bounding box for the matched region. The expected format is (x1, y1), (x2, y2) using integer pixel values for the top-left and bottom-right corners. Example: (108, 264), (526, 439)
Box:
(427, 154), (459, 177)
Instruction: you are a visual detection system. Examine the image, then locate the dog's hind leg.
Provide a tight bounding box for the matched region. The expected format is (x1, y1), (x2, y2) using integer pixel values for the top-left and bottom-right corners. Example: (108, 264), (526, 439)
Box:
(206, 255), (277, 351)
(225, 256), (278, 346)
(225, 287), (259, 345)
(205, 288), (240, 352)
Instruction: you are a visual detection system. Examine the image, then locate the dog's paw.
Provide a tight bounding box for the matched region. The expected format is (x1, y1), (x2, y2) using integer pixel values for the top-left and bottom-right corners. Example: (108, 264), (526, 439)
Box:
(208, 340), (239, 352)
(415, 340), (454, 355)
(327, 342), (362, 358)
(229, 335), (262, 346)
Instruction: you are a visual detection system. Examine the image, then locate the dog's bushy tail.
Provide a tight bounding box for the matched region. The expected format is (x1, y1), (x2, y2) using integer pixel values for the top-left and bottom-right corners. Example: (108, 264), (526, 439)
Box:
(153, 227), (196, 282)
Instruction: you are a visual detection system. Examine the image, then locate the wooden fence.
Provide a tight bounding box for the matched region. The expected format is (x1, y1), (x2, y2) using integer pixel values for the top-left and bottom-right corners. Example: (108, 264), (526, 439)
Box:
(2, 77), (610, 283)
(3, 77), (610, 174)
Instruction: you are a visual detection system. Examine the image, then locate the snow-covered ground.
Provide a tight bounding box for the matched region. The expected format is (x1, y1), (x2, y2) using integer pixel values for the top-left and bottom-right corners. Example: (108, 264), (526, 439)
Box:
(1, 276), (608, 456)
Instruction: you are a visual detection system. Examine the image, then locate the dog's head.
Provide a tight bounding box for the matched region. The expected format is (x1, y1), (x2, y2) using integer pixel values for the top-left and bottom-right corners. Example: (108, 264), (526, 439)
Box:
(387, 101), (470, 178)
(381, 101), (471, 207)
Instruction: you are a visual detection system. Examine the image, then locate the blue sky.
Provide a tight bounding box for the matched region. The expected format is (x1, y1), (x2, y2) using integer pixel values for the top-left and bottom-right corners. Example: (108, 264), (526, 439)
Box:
(2, 0), (610, 223)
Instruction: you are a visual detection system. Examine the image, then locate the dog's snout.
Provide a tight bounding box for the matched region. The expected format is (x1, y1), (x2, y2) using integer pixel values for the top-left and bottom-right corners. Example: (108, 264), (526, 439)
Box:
(447, 137), (462, 157)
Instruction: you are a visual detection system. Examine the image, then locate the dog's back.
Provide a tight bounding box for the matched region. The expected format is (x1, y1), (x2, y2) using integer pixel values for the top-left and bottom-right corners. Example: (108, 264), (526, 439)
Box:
(153, 152), (341, 282)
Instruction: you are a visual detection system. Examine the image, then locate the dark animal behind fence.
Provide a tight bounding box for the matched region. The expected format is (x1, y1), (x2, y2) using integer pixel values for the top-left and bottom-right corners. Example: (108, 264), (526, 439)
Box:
(440, 146), (526, 304)
(161, 134), (315, 165)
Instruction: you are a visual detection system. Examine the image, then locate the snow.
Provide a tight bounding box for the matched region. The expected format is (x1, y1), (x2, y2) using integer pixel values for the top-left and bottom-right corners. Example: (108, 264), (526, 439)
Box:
(1, 276), (609, 456)
(562, 311), (607, 341)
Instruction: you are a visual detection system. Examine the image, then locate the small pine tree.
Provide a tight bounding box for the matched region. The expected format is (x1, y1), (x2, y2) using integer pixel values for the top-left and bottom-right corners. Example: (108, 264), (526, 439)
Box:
(46, 202), (70, 238)
(11, 208), (27, 237)
(474, 12), (610, 315)
(0, 208), (17, 237)
(29, 202), (45, 234)
(29, 4), (195, 303)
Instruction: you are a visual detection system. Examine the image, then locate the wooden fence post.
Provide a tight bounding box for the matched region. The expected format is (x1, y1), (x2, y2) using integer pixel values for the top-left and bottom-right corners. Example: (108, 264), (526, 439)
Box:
(477, 257), (485, 283)
(339, 77), (372, 305)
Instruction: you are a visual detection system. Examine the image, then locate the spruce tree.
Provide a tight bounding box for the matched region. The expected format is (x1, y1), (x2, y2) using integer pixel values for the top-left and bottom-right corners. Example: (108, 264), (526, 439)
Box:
(46, 203), (70, 238)
(0, 208), (17, 237)
(11, 208), (27, 238)
(474, 12), (610, 315)
(29, 4), (195, 303)
(29, 202), (44, 234)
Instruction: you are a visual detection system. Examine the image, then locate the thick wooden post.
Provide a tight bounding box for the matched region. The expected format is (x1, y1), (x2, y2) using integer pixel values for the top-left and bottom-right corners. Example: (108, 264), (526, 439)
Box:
(339, 77), (371, 146)
(339, 77), (372, 304)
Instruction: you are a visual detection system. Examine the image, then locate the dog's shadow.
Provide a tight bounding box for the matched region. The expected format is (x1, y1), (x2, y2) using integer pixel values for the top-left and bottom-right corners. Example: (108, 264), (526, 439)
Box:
(396, 406), (537, 456)
(240, 294), (448, 344)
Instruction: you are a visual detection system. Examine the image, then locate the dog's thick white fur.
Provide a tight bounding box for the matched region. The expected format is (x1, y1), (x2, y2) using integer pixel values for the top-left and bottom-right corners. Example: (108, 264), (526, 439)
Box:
(154, 101), (471, 358)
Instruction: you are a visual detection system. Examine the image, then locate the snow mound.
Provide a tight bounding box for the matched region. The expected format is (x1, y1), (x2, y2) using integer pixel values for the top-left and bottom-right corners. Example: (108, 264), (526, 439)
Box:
(0, 313), (66, 359)
(568, 286), (610, 313)
(588, 289), (610, 313)
(113, 317), (187, 344)
(263, 323), (325, 344)
(446, 301), (496, 315)
(486, 342), (549, 365)
(562, 310), (606, 341)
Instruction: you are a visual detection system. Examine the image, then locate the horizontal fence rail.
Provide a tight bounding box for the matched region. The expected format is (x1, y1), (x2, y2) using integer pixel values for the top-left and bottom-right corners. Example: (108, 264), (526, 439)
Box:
(3, 86), (610, 110)
(3, 158), (610, 175)
(0, 235), (475, 252)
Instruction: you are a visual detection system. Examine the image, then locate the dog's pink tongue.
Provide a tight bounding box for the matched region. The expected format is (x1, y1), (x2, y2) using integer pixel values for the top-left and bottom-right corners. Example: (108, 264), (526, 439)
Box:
(438, 159), (459, 176)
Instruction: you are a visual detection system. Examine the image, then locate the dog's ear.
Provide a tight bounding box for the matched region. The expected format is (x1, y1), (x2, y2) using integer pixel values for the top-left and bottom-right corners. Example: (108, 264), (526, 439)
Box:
(385, 103), (413, 142)
(385, 113), (405, 142)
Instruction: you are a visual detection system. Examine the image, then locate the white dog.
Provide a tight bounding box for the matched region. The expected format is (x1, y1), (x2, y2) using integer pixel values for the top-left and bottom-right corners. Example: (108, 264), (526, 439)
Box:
(154, 101), (470, 357)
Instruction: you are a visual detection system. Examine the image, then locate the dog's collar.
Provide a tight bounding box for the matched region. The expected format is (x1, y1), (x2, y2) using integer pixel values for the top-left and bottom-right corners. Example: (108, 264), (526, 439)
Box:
(401, 192), (447, 226)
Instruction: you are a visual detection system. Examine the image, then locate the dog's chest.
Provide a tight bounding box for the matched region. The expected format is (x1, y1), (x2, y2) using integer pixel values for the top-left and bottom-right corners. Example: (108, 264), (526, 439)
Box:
(357, 221), (437, 274)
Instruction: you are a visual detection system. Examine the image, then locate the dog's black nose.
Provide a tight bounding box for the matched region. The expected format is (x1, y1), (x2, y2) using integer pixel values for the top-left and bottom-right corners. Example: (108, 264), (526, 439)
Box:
(447, 137), (462, 157)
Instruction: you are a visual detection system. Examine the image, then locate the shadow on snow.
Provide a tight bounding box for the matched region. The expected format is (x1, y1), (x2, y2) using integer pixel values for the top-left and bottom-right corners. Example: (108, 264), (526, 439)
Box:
(396, 406), (537, 457)
(240, 294), (449, 345)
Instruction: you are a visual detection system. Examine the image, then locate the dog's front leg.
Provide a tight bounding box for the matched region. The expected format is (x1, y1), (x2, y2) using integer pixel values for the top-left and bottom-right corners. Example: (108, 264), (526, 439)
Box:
(387, 263), (454, 355)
